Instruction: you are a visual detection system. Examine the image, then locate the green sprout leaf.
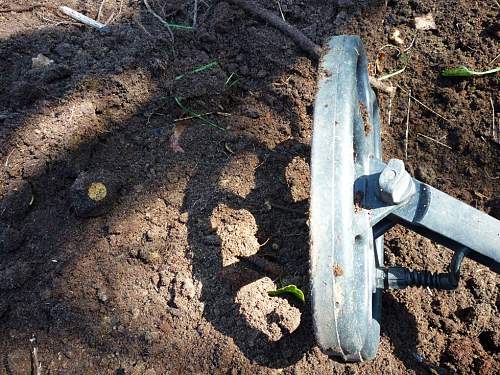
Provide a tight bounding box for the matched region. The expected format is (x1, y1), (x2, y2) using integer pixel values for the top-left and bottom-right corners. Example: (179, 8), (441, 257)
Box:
(167, 23), (194, 30)
(175, 61), (219, 81)
(268, 284), (305, 303)
(174, 97), (225, 131)
(441, 66), (500, 78)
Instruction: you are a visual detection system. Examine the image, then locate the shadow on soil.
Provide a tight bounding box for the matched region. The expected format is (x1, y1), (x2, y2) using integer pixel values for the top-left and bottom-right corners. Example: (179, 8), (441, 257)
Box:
(0, 1), (424, 372)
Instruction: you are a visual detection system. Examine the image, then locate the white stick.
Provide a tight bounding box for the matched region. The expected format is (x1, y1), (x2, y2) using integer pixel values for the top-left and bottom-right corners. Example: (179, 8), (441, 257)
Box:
(143, 0), (174, 41)
(59, 6), (109, 31)
(405, 89), (411, 159)
(369, 76), (396, 96)
(417, 132), (452, 149)
(97, 0), (107, 22)
(387, 96), (393, 129)
(491, 96), (498, 143)
(192, 0), (198, 28)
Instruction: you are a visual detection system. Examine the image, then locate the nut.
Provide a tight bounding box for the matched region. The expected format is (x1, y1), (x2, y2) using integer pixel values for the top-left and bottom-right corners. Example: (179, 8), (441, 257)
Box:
(378, 159), (416, 205)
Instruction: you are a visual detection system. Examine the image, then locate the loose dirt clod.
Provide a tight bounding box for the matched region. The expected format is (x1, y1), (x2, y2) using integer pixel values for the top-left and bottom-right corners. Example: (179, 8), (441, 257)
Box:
(285, 156), (310, 202)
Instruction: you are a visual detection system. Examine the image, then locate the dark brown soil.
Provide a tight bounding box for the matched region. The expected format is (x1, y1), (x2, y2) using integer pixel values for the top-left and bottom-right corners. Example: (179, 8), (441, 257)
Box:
(0, 1), (498, 374)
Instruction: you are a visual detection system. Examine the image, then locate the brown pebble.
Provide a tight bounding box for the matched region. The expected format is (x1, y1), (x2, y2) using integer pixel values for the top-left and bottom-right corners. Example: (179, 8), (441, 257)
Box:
(178, 212), (189, 223)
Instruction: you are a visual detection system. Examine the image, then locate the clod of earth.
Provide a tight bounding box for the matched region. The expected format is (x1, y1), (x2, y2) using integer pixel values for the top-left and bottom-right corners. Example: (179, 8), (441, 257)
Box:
(70, 170), (120, 218)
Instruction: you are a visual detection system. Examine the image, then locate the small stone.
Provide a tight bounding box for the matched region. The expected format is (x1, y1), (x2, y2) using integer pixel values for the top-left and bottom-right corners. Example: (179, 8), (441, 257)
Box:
(264, 200), (272, 211)
(181, 278), (196, 299)
(97, 288), (109, 303)
(414, 13), (437, 31)
(32, 53), (53, 68)
(178, 212), (189, 223)
(389, 28), (404, 45)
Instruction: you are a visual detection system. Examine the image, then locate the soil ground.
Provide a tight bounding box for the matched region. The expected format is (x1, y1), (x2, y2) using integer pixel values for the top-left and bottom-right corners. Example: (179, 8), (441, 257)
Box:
(0, 1), (499, 374)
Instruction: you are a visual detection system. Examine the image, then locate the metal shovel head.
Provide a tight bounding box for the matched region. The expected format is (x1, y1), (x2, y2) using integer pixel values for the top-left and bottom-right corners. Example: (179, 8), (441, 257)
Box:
(310, 35), (383, 362)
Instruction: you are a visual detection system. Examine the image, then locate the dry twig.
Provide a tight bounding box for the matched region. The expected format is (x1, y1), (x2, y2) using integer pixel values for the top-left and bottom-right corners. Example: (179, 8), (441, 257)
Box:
(405, 89), (411, 159)
(491, 96), (498, 143)
(417, 132), (452, 149)
(30, 336), (42, 375)
(225, 0), (321, 60)
(97, 0), (107, 21)
(192, 0), (198, 28)
(143, 0), (174, 41)
(369, 76), (396, 96)
(396, 84), (452, 124)
(276, 0), (285, 22)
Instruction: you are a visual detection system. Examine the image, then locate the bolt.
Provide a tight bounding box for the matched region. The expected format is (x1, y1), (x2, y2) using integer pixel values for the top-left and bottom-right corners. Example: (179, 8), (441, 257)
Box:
(378, 159), (416, 205)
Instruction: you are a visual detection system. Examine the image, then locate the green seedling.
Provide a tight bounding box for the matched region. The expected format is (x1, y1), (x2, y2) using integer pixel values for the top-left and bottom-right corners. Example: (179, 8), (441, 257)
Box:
(167, 23), (194, 30)
(175, 61), (219, 81)
(174, 97), (225, 131)
(268, 284), (305, 303)
(441, 66), (500, 78)
(225, 72), (241, 88)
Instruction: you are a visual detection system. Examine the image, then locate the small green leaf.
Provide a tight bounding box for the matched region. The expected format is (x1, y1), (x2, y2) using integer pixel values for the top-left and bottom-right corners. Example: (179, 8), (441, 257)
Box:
(175, 61), (219, 81)
(174, 97), (225, 131)
(167, 23), (194, 30)
(441, 66), (500, 77)
(441, 66), (473, 77)
(268, 284), (305, 303)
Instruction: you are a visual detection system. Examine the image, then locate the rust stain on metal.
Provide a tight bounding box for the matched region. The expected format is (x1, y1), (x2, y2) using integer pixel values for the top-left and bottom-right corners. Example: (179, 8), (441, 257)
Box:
(359, 101), (372, 135)
(333, 264), (343, 277)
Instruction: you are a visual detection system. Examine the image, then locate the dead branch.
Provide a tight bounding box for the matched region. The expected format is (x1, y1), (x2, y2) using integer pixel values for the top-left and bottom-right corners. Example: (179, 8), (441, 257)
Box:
(224, 0), (321, 60)
(143, 0), (174, 42)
